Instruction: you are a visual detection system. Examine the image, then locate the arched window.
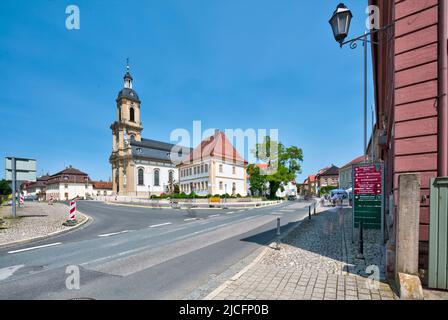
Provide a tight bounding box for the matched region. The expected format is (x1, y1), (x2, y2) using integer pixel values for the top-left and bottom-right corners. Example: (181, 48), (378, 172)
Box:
(154, 169), (160, 186)
(130, 134), (135, 141)
(138, 168), (144, 185)
(130, 106), (135, 122)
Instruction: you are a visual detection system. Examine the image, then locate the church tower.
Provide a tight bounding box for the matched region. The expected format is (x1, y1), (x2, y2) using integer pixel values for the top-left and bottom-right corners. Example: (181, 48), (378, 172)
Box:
(109, 61), (143, 195)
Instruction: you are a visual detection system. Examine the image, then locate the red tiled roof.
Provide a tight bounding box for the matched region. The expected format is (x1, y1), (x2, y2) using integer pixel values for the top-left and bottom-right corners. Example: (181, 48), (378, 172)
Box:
(52, 166), (88, 177)
(182, 131), (247, 164)
(340, 156), (365, 170)
(92, 181), (112, 189)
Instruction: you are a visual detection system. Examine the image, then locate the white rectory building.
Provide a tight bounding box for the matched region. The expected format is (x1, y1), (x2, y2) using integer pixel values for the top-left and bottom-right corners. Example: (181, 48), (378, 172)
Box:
(178, 130), (248, 196)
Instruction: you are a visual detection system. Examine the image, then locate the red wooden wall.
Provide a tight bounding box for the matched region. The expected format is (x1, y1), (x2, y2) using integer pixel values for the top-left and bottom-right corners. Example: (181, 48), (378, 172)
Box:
(393, 0), (439, 270)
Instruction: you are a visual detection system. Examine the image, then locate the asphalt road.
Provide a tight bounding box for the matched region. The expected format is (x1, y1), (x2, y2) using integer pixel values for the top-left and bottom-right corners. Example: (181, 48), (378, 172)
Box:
(0, 200), (314, 299)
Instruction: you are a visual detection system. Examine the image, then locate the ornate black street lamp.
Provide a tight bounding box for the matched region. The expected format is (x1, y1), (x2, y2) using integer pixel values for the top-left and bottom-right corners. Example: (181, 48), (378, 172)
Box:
(329, 3), (393, 162)
(329, 3), (353, 45)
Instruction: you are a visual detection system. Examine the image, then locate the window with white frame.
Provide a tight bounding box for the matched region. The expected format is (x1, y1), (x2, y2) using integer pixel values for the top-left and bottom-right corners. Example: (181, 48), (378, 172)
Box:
(154, 169), (160, 186)
(138, 168), (144, 186)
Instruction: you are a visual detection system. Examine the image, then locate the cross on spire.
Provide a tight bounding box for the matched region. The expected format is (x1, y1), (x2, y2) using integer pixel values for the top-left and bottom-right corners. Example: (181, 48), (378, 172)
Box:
(126, 58), (130, 72)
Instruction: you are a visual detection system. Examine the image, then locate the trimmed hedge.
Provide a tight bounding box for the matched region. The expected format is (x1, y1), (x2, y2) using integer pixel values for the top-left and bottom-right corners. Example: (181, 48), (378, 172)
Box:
(149, 193), (251, 200)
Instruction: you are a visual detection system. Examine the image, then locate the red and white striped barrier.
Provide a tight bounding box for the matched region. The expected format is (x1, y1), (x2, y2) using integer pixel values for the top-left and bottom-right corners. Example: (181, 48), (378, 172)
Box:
(19, 194), (24, 205)
(69, 201), (76, 221)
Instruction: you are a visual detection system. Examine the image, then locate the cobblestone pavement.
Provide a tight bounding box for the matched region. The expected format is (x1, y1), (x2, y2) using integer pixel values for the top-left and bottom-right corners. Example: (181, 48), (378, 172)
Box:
(210, 207), (398, 300)
(0, 202), (87, 246)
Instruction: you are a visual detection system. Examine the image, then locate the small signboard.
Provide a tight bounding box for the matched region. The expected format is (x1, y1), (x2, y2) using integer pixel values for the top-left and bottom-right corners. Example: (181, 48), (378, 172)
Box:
(5, 157), (37, 182)
(352, 162), (384, 231)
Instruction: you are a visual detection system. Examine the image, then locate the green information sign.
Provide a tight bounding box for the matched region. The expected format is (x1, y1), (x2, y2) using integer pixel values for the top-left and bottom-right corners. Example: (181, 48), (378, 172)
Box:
(352, 163), (384, 231)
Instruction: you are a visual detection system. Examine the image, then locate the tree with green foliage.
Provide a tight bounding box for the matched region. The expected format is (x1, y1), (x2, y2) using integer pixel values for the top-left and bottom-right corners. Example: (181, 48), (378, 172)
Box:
(246, 164), (267, 197)
(248, 136), (303, 199)
(0, 180), (12, 196)
(320, 185), (338, 195)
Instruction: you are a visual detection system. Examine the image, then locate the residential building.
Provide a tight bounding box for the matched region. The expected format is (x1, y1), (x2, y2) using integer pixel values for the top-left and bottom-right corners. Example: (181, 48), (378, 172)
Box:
(370, 0), (448, 282)
(109, 64), (189, 196)
(338, 156), (364, 190)
(316, 165), (340, 195)
(302, 175), (317, 196)
(22, 174), (50, 197)
(92, 181), (113, 196)
(45, 166), (93, 201)
(178, 130), (248, 196)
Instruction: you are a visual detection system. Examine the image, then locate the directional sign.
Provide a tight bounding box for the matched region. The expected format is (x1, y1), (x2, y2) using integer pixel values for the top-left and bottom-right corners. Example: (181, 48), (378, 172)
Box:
(352, 163), (384, 230)
(5, 157), (36, 182)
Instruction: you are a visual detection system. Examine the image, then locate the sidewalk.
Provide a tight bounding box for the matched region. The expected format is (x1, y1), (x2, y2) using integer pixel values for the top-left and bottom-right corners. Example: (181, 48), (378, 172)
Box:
(206, 206), (398, 300)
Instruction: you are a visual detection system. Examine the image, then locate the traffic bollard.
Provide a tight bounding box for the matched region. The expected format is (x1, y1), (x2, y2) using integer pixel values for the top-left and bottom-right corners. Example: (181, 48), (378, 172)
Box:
(276, 217), (281, 236)
(314, 202), (316, 215)
(309, 205), (311, 220)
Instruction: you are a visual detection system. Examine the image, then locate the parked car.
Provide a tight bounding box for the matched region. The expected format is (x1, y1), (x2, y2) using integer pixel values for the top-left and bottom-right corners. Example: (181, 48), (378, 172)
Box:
(287, 195), (297, 201)
(24, 194), (38, 201)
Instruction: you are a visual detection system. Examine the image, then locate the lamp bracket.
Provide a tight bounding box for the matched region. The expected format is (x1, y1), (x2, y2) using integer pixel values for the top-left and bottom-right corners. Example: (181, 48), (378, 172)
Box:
(340, 23), (394, 49)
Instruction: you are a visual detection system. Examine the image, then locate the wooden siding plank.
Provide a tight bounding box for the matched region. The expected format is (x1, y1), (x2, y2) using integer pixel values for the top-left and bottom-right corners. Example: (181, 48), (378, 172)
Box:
(394, 153), (438, 172)
(395, 43), (438, 72)
(395, 6), (438, 38)
(395, 80), (438, 105)
(394, 171), (437, 189)
(395, 62), (438, 88)
(395, 25), (438, 55)
(420, 224), (430, 242)
(395, 117), (438, 138)
(395, 0), (438, 20)
(395, 135), (438, 155)
(395, 99), (438, 122)
(421, 206), (430, 224)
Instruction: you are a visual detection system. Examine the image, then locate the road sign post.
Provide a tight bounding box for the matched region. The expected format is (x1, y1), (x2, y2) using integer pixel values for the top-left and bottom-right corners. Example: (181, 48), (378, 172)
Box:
(5, 157), (37, 218)
(11, 157), (16, 218)
(352, 162), (384, 243)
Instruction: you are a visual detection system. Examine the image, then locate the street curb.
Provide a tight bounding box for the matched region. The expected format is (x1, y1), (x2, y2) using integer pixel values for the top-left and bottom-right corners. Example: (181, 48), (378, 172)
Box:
(105, 201), (283, 211)
(0, 211), (91, 250)
(203, 246), (269, 300)
(202, 203), (332, 300)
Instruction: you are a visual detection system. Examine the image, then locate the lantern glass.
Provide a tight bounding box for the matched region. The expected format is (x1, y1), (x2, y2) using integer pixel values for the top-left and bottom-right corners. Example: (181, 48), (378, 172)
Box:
(329, 3), (353, 44)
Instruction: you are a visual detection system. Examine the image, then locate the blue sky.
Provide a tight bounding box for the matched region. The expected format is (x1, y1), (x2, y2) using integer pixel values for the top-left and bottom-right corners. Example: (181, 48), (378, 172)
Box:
(0, 0), (374, 183)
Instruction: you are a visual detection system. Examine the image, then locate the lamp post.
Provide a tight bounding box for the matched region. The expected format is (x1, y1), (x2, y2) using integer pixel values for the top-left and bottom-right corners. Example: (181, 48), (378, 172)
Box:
(329, 3), (393, 163)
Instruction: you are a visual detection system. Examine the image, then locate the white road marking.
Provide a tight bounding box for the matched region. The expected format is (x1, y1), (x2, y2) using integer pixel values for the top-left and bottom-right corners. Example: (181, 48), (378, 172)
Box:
(280, 209), (295, 212)
(209, 214), (220, 218)
(148, 222), (172, 228)
(8, 242), (62, 254)
(184, 218), (198, 222)
(98, 230), (132, 237)
(226, 212), (235, 215)
(238, 210), (245, 212)
(0, 265), (24, 281)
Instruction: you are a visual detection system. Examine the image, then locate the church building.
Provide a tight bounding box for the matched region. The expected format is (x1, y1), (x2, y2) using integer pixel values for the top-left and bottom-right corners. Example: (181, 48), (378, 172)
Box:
(110, 63), (248, 197)
(109, 64), (185, 196)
